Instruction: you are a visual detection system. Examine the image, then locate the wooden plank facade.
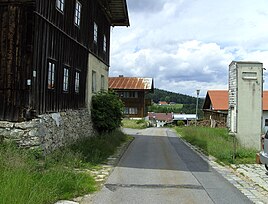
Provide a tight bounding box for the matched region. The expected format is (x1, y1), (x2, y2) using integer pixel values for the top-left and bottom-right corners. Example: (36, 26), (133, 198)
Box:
(109, 77), (154, 118)
(0, 0), (129, 121)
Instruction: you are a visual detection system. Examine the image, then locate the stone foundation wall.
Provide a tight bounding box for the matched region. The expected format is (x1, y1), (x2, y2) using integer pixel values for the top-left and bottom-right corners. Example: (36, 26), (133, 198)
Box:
(0, 109), (94, 154)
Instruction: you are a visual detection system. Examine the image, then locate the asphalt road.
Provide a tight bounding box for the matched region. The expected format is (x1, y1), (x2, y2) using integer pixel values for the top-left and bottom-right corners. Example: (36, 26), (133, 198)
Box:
(90, 128), (252, 204)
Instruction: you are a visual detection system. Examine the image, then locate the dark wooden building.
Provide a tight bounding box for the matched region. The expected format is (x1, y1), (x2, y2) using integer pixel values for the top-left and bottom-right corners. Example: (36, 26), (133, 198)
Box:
(109, 77), (154, 118)
(0, 0), (129, 121)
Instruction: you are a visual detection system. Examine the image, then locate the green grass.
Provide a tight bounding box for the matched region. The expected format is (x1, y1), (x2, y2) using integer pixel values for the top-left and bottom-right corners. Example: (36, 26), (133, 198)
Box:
(148, 104), (183, 113)
(0, 129), (127, 204)
(175, 126), (257, 165)
(122, 118), (147, 129)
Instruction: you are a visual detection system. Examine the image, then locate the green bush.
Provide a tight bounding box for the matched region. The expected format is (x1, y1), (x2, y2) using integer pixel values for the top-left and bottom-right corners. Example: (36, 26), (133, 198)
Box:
(177, 120), (185, 126)
(136, 119), (145, 124)
(91, 91), (124, 133)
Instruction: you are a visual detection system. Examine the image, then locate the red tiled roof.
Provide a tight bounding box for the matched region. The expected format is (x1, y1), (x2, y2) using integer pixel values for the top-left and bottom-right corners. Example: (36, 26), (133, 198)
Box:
(148, 112), (173, 122)
(208, 90), (229, 111)
(159, 101), (168, 105)
(205, 90), (268, 111)
(263, 91), (268, 111)
(109, 77), (153, 90)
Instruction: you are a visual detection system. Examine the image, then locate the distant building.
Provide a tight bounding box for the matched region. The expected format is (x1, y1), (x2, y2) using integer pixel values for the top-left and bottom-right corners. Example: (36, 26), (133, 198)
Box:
(109, 76), (154, 118)
(148, 112), (173, 127)
(203, 90), (229, 126)
(159, 101), (169, 105)
(203, 89), (268, 132)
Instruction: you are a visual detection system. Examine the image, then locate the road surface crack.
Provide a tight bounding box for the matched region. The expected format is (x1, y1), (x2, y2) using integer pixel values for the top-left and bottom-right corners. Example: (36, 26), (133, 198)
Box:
(105, 183), (203, 192)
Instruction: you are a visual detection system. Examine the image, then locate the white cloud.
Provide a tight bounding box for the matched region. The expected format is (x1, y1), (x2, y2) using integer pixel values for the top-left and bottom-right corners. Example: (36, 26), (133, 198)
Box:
(110, 0), (268, 96)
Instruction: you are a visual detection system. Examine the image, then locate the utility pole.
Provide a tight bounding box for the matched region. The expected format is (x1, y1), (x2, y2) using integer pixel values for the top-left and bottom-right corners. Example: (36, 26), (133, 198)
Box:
(195, 89), (200, 126)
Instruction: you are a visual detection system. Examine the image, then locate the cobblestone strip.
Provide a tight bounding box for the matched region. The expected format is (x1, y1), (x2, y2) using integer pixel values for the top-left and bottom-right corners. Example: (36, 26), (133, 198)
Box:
(176, 131), (268, 204)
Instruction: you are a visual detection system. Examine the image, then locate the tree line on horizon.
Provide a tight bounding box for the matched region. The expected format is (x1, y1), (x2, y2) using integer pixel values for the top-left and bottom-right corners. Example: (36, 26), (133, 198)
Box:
(147, 88), (204, 115)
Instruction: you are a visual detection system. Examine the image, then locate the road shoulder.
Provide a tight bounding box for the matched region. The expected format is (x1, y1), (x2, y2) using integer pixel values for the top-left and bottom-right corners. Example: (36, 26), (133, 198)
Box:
(167, 128), (268, 204)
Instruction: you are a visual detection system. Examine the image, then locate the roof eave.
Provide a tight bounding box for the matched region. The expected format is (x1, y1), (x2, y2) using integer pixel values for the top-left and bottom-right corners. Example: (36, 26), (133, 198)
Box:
(108, 0), (130, 27)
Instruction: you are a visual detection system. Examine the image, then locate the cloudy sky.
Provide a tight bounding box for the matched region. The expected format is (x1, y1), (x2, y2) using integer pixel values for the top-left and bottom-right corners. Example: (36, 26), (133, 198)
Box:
(109, 0), (268, 97)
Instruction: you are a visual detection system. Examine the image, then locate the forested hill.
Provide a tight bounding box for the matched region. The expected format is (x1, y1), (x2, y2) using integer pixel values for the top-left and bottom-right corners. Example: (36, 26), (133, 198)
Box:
(147, 88), (204, 105)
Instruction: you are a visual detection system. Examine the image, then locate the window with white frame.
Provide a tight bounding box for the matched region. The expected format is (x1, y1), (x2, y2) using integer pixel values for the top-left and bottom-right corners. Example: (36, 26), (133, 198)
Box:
(92, 71), (96, 93)
(74, 1), (81, 27)
(101, 75), (105, 91)
(103, 34), (106, 52)
(129, 107), (138, 114)
(56, 0), (64, 12)
(94, 22), (98, 43)
(63, 67), (69, 92)
(48, 62), (55, 89)
(75, 71), (80, 93)
(124, 107), (138, 115)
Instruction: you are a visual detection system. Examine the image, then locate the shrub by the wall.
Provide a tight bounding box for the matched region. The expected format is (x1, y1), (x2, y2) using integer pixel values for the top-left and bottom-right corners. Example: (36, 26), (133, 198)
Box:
(177, 120), (185, 126)
(91, 91), (124, 133)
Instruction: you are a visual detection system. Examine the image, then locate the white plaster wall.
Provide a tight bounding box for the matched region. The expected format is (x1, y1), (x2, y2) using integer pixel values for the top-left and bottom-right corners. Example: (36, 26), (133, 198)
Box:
(236, 62), (263, 150)
(86, 54), (109, 110)
(156, 120), (166, 127)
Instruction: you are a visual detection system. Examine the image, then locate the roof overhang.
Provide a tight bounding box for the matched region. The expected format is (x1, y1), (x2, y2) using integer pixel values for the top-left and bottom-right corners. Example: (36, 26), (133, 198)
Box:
(109, 77), (154, 91)
(98, 0), (130, 26)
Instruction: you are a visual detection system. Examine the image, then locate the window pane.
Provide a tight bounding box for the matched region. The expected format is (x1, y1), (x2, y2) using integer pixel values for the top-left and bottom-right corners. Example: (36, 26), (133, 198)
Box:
(56, 0), (64, 12)
(63, 68), (69, 92)
(75, 1), (81, 26)
(48, 62), (56, 89)
(124, 107), (129, 114)
(94, 22), (98, 42)
(92, 71), (96, 92)
(75, 72), (80, 93)
(101, 75), (105, 90)
(128, 107), (138, 115)
(103, 35), (106, 51)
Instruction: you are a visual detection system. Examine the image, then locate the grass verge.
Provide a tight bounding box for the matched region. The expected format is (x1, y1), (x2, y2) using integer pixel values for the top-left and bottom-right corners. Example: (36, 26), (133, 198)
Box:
(122, 118), (147, 129)
(0, 129), (127, 204)
(175, 126), (257, 165)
